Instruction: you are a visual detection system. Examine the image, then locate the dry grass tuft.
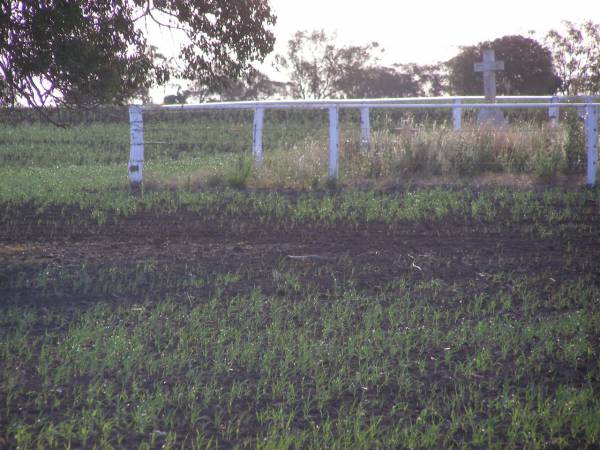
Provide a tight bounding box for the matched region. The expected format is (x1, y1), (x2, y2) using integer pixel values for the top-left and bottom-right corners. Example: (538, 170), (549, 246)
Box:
(145, 122), (589, 191)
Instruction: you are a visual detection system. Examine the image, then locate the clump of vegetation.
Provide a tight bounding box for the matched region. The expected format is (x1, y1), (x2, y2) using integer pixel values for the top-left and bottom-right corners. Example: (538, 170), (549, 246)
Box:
(563, 110), (586, 173)
(225, 156), (253, 189)
(342, 121), (568, 182)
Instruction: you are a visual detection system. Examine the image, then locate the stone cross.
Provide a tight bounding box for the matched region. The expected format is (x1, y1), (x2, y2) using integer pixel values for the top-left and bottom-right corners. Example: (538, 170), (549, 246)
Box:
(474, 49), (505, 125)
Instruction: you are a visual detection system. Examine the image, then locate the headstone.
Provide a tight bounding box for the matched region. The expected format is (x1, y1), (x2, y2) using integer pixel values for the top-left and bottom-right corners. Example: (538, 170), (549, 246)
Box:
(474, 49), (506, 126)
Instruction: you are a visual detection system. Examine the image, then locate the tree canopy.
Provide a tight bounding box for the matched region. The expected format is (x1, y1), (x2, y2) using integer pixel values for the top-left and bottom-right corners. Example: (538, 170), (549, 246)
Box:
(172, 69), (288, 103)
(446, 35), (560, 95)
(274, 30), (382, 99)
(337, 64), (447, 98)
(545, 21), (600, 95)
(340, 66), (420, 98)
(274, 30), (448, 99)
(0, 0), (276, 109)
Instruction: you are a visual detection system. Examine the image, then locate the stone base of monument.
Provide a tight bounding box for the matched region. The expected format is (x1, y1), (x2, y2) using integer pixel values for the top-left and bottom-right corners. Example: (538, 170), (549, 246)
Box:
(477, 108), (507, 127)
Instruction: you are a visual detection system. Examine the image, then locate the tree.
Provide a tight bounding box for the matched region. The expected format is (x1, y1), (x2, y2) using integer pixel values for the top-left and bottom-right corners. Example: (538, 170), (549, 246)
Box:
(545, 21), (600, 95)
(0, 1), (276, 111)
(335, 62), (448, 99)
(401, 63), (448, 97)
(275, 30), (380, 99)
(340, 65), (422, 98)
(177, 69), (287, 102)
(275, 30), (449, 99)
(446, 35), (560, 95)
(215, 70), (289, 101)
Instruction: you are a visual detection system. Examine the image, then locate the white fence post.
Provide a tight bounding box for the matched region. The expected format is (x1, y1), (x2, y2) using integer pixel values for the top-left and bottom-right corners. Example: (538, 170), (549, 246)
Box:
(360, 106), (370, 152)
(549, 96), (559, 127)
(578, 96), (590, 119)
(452, 99), (462, 131)
(252, 107), (264, 165)
(329, 106), (339, 180)
(585, 103), (598, 186)
(128, 105), (144, 191)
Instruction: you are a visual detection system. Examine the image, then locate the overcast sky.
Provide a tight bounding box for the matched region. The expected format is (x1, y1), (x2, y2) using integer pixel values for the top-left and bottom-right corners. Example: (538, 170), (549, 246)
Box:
(265, 0), (595, 66)
(153, 0), (597, 97)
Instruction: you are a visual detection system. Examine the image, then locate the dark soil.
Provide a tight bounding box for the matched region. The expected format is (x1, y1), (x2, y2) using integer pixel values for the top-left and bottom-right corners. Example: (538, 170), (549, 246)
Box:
(2, 203), (599, 304)
(1, 200), (600, 449)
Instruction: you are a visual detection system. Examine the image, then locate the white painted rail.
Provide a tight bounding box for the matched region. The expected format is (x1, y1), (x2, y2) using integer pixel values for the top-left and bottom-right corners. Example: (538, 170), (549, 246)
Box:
(129, 96), (600, 187)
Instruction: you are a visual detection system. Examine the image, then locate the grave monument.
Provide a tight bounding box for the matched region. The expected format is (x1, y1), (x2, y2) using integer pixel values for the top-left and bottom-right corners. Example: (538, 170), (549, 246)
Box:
(474, 49), (506, 126)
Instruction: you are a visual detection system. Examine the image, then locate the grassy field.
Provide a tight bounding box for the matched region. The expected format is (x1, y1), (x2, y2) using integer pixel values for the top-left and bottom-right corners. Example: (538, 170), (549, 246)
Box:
(0, 108), (589, 187)
(1, 110), (599, 449)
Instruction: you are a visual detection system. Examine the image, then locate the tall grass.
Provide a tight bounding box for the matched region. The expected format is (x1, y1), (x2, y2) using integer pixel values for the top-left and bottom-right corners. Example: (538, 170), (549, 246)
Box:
(344, 122), (566, 179)
(238, 121), (573, 190)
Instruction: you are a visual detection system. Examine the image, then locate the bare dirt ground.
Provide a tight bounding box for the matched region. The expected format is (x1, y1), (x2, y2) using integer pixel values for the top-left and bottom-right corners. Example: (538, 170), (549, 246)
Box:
(2, 205), (599, 304)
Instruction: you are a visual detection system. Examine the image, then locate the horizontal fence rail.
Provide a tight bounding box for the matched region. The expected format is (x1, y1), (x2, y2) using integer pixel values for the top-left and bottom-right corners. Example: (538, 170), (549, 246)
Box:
(129, 96), (600, 188)
(141, 95), (599, 110)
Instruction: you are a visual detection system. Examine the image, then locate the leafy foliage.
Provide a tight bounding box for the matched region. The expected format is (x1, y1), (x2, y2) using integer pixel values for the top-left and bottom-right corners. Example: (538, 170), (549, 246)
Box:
(545, 21), (600, 95)
(184, 69), (289, 103)
(399, 63), (448, 97)
(0, 0), (276, 109)
(275, 30), (448, 99)
(564, 110), (586, 172)
(274, 30), (381, 99)
(339, 65), (425, 98)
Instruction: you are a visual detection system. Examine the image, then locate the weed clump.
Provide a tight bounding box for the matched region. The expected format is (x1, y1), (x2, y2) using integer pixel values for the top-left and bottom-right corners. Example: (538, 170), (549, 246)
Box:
(564, 110), (586, 173)
(225, 156), (253, 189)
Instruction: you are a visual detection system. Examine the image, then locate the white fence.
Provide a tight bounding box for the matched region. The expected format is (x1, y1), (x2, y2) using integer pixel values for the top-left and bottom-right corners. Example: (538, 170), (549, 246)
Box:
(129, 95), (600, 187)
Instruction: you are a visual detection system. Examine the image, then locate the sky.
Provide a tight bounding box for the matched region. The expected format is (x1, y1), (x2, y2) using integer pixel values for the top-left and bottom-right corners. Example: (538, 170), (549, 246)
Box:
(153, 0), (597, 98)
(265, 0), (595, 66)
